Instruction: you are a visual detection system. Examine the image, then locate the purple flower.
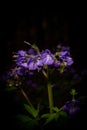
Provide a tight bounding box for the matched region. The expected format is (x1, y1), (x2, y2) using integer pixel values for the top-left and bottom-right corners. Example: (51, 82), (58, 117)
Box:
(8, 67), (29, 76)
(14, 52), (27, 66)
(65, 57), (74, 66)
(59, 51), (73, 66)
(27, 58), (37, 70)
(41, 49), (54, 65)
(27, 56), (43, 71)
(62, 100), (80, 115)
(62, 46), (70, 51)
(18, 50), (26, 57)
(11, 67), (24, 76)
(35, 56), (43, 67)
(59, 51), (70, 60)
(16, 58), (24, 66)
(57, 45), (70, 51)
(21, 63), (28, 68)
(54, 61), (60, 67)
(28, 48), (37, 55)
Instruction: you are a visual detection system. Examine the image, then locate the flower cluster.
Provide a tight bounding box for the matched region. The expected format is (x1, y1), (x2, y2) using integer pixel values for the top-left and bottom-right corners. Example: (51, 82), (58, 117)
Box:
(1, 42), (81, 129)
(12, 44), (73, 76)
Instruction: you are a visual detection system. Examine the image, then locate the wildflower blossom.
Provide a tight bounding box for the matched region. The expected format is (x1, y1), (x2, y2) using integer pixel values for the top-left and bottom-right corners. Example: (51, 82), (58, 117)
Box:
(62, 100), (80, 115)
(41, 49), (54, 65)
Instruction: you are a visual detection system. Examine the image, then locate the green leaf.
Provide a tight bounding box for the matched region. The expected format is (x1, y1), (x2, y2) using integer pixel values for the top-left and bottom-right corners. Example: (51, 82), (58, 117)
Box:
(41, 111), (67, 125)
(5, 85), (16, 91)
(17, 114), (32, 123)
(59, 111), (67, 117)
(45, 113), (57, 124)
(41, 113), (59, 125)
(17, 114), (38, 128)
(41, 113), (51, 118)
(51, 106), (60, 112)
(24, 104), (39, 118)
(32, 44), (39, 50)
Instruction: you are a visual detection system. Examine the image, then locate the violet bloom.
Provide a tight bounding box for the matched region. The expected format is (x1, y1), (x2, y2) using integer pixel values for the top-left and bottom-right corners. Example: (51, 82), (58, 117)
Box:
(41, 49), (54, 65)
(59, 51), (73, 66)
(27, 56), (43, 71)
(61, 46), (70, 51)
(21, 63), (28, 68)
(8, 66), (29, 77)
(28, 48), (38, 55)
(57, 45), (70, 51)
(35, 55), (43, 67)
(16, 57), (24, 66)
(14, 50), (27, 66)
(62, 100), (80, 115)
(65, 57), (74, 66)
(59, 51), (70, 60)
(27, 58), (37, 70)
(11, 67), (26, 76)
(54, 61), (60, 67)
(18, 50), (26, 57)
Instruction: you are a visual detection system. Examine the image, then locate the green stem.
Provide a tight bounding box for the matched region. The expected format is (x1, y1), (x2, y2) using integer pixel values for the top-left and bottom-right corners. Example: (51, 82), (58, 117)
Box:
(20, 88), (34, 108)
(47, 83), (54, 113)
(42, 68), (54, 113)
(72, 95), (75, 100)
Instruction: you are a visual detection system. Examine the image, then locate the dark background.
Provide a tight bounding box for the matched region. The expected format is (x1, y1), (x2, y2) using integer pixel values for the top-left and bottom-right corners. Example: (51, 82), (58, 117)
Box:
(0, 8), (87, 72)
(0, 7), (87, 129)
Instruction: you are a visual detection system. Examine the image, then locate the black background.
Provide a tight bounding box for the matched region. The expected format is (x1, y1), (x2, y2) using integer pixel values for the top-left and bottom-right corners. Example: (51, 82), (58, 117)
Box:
(0, 6), (87, 129)
(0, 7), (87, 72)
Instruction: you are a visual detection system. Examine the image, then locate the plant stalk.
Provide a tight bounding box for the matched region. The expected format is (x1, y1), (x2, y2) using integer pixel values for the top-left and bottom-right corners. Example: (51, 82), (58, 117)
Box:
(20, 88), (34, 108)
(47, 83), (54, 113)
